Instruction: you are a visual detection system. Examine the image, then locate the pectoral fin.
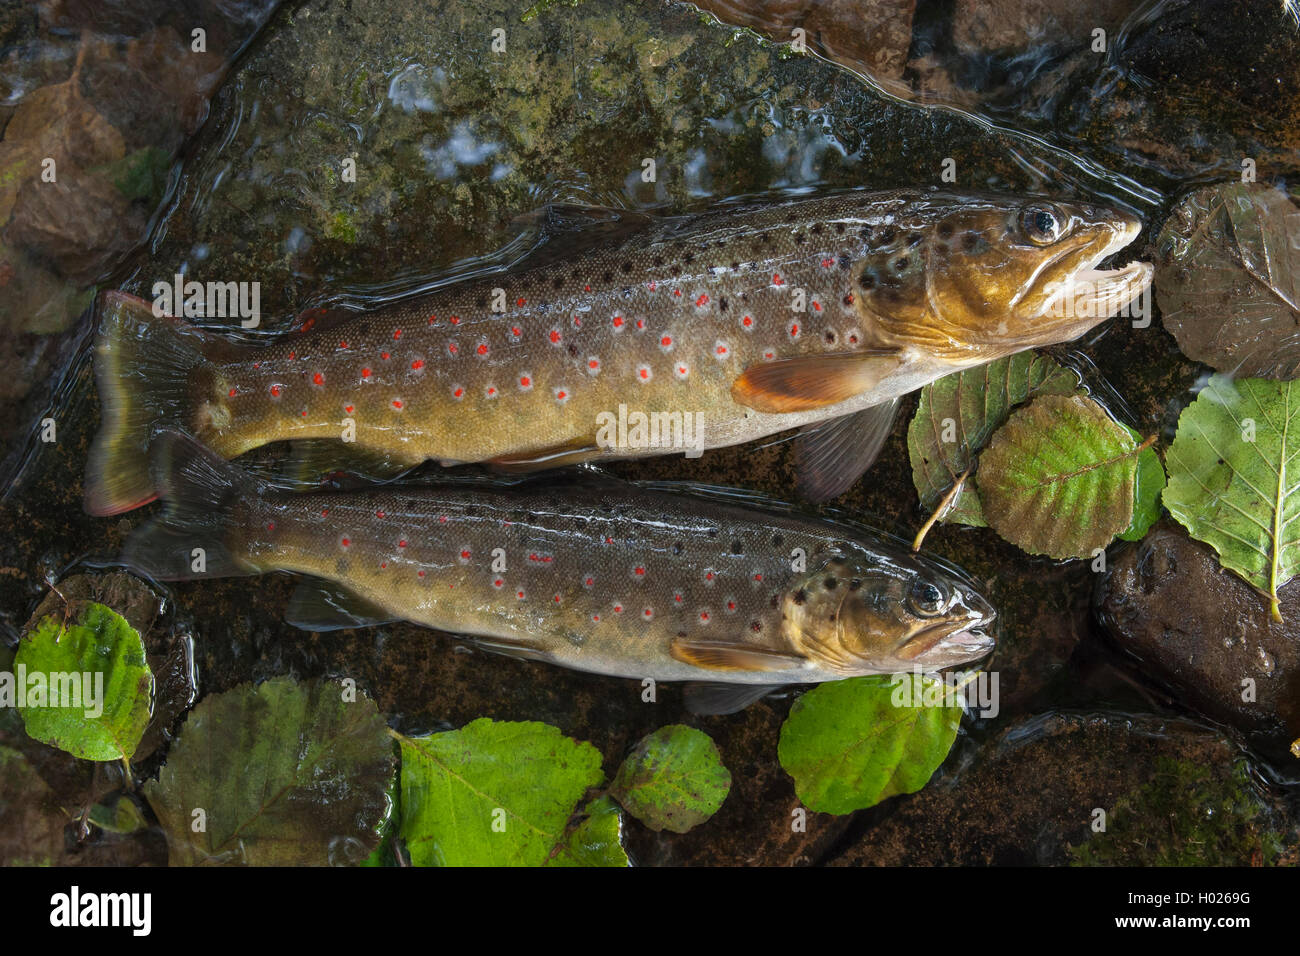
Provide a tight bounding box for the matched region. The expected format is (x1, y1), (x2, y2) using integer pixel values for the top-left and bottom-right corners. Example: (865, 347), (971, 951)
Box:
(795, 399), (901, 502)
(730, 350), (901, 413)
(286, 580), (398, 631)
(683, 682), (786, 716)
(670, 638), (805, 672)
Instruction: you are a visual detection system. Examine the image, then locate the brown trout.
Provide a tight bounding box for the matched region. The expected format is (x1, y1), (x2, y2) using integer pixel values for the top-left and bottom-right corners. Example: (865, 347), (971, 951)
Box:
(87, 189), (1152, 514)
(123, 432), (996, 714)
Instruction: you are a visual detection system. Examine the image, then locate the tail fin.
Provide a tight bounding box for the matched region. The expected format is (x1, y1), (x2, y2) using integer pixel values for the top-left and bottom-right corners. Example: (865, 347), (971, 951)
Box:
(121, 430), (256, 581)
(85, 291), (216, 516)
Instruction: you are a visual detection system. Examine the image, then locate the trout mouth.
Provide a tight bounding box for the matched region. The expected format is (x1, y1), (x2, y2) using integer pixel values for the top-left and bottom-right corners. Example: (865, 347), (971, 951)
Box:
(1014, 216), (1152, 345)
(899, 624), (995, 668)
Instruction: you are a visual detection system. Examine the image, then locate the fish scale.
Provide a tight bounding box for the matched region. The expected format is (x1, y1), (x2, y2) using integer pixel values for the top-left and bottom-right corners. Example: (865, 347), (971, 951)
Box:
(124, 433), (997, 706)
(203, 193), (895, 463)
(86, 189), (1151, 515)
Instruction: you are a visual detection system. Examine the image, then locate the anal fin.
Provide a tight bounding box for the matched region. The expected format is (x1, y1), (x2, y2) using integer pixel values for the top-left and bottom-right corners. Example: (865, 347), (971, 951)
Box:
(731, 350), (901, 413)
(683, 682), (786, 716)
(286, 580), (398, 631)
(265, 440), (417, 490)
(466, 634), (553, 663)
(488, 439), (601, 472)
(795, 398), (901, 502)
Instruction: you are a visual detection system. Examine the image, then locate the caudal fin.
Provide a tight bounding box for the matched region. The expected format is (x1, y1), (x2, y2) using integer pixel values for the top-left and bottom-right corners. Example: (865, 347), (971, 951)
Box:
(121, 430), (256, 581)
(85, 291), (218, 516)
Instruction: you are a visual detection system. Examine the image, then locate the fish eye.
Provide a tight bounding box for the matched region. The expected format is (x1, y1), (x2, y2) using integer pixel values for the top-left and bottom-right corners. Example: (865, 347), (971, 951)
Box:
(906, 577), (947, 617)
(1018, 203), (1067, 246)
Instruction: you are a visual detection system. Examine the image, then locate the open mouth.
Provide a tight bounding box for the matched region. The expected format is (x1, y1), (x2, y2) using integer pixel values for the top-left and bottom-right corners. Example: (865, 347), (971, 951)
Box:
(899, 623), (995, 663)
(1064, 219), (1153, 312)
(1022, 226), (1153, 339)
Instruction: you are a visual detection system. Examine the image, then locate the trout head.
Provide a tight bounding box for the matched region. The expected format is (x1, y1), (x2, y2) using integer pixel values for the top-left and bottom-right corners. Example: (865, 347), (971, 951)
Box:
(782, 550), (995, 674)
(849, 194), (1152, 362)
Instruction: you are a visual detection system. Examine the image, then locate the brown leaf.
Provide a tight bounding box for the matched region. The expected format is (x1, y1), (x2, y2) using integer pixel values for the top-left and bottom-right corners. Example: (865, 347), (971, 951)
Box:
(1155, 183), (1300, 379)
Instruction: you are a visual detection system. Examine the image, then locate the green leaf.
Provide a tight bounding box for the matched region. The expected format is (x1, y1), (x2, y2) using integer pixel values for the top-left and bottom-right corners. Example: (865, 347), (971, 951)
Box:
(361, 746), (401, 867)
(777, 674), (962, 815)
(545, 795), (628, 867)
(978, 394), (1147, 559)
(143, 677), (395, 866)
(908, 352), (1079, 526)
(88, 795), (147, 835)
(1163, 374), (1300, 620)
(610, 724), (731, 833)
(1119, 428), (1166, 541)
(398, 718), (607, 866)
(1155, 184), (1300, 379)
(14, 602), (153, 762)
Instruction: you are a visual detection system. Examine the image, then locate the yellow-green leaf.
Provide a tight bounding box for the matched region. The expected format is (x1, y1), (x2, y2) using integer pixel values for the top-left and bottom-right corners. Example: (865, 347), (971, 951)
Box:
(979, 394), (1148, 560)
(1163, 374), (1300, 620)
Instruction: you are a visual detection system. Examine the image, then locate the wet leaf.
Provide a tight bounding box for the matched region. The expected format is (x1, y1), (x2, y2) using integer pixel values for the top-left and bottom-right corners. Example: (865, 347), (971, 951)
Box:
(1119, 427), (1166, 542)
(361, 751), (401, 867)
(777, 674), (961, 815)
(143, 677), (394, 866)
(1163, 374), (1300, 620)
(609, 724), (730, 833)
(545, 795), (628, 867)
(88, 795), (147, 835)
(1155, 183), (1300, 379)
(908, 352), (1079, 526)
(398, 718), (610, 866)
(15, 601), (153, 762)
(0, 744), (67, 866)
(979, 394), (1148, 560)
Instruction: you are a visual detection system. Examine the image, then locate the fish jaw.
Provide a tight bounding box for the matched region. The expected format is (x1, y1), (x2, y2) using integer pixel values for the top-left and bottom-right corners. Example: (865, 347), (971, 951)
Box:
(1002, 213), (1154, 348)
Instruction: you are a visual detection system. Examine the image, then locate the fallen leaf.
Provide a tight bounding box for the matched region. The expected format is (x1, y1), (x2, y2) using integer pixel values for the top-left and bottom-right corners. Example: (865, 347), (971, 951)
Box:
(1163, 374), (1300, 620)
(908, 351), (1080, 526)
(978, 393), (1149, 560)
(777, 674), (961, 815)
(1155, 183), (1300, 378)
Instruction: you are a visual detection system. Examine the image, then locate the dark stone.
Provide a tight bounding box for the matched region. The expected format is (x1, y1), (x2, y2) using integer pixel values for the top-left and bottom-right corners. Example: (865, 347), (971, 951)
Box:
(831, 712), (1291, 866)
(1095, 522), (1300, 759)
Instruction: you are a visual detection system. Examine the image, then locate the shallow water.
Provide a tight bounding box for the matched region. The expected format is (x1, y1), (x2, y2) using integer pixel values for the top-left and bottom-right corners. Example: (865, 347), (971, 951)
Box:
(1, 0), (1298, 866)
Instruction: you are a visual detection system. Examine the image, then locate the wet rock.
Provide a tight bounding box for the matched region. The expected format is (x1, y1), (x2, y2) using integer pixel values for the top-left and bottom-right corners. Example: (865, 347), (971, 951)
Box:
(689, 0), (916, 90)
(953, 0), (1140, 54)
(1095, 522), (1300, 758)
(6, 168), (144, 283)
(831, 712), (1291, 866)
(141, 0), (1096, 324)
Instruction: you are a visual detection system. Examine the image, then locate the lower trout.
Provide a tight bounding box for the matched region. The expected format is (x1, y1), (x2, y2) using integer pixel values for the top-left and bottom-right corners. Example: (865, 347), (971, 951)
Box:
(124, 432), (996, 714)
(87, 189), (1152, 514)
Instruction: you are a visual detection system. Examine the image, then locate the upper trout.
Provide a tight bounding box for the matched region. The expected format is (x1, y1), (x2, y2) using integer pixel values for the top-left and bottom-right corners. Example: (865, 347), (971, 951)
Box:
(124, 431), (996, 714)
(86, 189), (1152, 514)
